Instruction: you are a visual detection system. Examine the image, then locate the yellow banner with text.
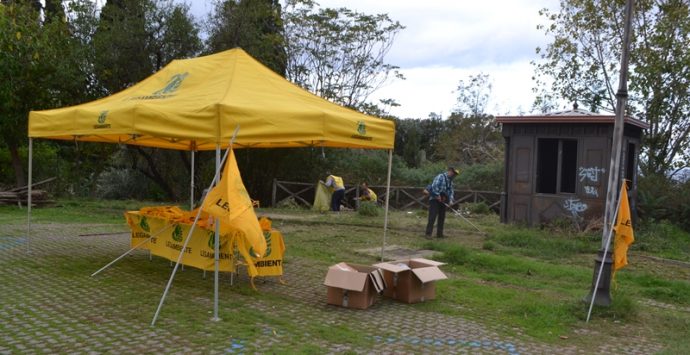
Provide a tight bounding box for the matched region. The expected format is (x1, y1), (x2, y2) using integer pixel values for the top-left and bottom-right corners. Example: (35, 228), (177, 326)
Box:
(125, 211), (235, 272)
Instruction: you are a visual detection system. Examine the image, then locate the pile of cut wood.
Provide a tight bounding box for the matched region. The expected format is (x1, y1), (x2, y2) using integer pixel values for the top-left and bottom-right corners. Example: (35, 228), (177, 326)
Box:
(0, 177), (56, 207)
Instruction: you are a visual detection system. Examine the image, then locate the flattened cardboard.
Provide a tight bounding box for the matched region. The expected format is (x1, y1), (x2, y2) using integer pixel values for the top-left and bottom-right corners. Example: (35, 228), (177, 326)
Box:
(324, 268), (367, 292)
(373, 258), (447, 304)
(369, 270), (386, 293)
(411, 266), (448, 284)
(324, 262), (386, 309)
(410, 258), (446, 267)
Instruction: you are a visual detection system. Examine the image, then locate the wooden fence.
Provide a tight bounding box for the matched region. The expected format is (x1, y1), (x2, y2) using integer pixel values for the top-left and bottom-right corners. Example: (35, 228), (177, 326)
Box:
(271, 179), (502, 212)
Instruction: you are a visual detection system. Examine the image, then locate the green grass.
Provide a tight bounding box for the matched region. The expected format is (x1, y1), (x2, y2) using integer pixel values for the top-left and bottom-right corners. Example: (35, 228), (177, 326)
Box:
(3, 200), (690, 352)
(635, 220), (690, 262)
(486, 227), (600, 259)
(0, 198), (168, 225)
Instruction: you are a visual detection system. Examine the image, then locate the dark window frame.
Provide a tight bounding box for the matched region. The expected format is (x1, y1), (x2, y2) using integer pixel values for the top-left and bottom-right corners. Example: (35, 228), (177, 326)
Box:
(536, 138), (578, 194)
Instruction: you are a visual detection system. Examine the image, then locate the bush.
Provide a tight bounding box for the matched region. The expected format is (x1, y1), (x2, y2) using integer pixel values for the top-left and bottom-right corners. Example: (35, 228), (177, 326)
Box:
(357, 201), (380, 217)
(455, 162), (504, 191)
(276, 197), (304, 210)
(482, 240), (497, 251)
(465, 202), (490, 214)
(638, 173), (690, 232)
(96, 167), (153, 200)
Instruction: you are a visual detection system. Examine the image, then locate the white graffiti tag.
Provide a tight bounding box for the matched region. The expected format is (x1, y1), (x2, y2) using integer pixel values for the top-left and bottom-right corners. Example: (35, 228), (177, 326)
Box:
(584, 186), (599, 197)
(563, 198), (588, 217)
(578, 167), (606, 183)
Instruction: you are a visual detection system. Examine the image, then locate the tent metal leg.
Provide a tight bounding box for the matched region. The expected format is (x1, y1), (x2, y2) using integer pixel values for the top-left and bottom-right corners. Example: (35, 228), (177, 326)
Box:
(150, 142), (232, 326)
(190, 149), (195, 210)
(27, 138), (33, 253)
(381, 149), (393, 261)
(212, 144), (221, 322)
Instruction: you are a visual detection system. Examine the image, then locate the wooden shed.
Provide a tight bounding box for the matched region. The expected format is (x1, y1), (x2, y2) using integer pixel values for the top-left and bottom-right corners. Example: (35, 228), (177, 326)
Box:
(496, 107), (649, 226)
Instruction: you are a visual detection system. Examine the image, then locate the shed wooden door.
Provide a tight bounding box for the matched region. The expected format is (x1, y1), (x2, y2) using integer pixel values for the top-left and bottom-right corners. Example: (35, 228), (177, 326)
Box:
(508, 136), (533, 223)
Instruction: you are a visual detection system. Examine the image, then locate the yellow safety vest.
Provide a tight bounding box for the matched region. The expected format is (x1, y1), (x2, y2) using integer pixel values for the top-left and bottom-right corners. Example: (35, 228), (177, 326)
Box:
(363, 188), (377, 201)
(328, 175), (345, 190)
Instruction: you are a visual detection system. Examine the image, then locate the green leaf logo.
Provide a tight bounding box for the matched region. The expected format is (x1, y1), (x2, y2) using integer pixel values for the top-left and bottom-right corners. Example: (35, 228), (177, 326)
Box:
(98, 110), (108, 124)
(153, 72), (188, 96)
(250, 231), (272, 258)
(139, 216), (150, 232)
(172, 224), (183, 242)
(207, 231), (216, 249)
(357, 121), (366, 135)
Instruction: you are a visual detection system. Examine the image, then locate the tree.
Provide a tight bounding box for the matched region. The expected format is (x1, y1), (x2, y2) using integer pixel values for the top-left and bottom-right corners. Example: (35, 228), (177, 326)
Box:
(0, 2), (91, 187)
(206, 0), (286, 75)
(435, 74), (503, 166)
(94, 0), (152, 93)
(90, 0), (201, 199)
(283, 0), (404, 109)
(533, 0), (690, 177)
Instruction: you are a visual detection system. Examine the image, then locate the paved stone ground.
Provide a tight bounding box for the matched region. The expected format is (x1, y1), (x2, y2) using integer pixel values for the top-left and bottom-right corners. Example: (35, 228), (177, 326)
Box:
(0, 223), (665, 354)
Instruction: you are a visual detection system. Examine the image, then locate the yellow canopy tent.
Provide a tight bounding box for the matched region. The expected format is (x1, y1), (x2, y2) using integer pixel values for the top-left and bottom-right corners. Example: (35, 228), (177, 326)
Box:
(26, 48), (395, 324)
(29, 48), (394, 150)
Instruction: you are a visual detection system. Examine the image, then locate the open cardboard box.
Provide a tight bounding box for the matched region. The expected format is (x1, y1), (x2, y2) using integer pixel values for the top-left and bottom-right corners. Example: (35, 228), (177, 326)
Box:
(373, 258), (447, 303)
(324, 262), (386, 309)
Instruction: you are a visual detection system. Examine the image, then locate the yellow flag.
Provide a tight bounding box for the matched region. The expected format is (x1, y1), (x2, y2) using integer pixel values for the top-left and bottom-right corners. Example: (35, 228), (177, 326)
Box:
(613, 182), (635, 271)
(202, 148), (267, 257)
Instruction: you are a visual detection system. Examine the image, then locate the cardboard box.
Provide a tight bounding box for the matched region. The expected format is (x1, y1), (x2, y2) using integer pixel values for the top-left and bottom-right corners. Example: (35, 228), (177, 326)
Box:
(324, 262), (386, 309)
(373, 258), (447, 303)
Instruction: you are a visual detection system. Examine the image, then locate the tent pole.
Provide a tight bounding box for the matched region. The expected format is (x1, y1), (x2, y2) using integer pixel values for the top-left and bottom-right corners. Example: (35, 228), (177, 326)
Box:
(212, 145), (221, 322)
(381, 149), (393, 261)
(190, 149), (195, 210)
(151, 142), (234, 326)
(587, 187), (622, 322)
(91, 224), (173, 277)
(27, 138), (33, 253)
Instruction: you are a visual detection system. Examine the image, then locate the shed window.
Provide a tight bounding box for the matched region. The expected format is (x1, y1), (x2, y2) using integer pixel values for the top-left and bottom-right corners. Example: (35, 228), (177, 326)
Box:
(625, 142), (636, 183)
(537, 138), (577, 194)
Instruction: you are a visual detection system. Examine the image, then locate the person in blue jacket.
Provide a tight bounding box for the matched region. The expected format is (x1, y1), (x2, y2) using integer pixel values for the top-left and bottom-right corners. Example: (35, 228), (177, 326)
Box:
(425, 167), (459, 238)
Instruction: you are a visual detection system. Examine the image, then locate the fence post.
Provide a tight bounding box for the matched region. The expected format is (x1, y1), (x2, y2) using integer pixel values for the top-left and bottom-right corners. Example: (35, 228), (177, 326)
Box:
(272, 178), (277, 207)
(500, 192), (507, 223)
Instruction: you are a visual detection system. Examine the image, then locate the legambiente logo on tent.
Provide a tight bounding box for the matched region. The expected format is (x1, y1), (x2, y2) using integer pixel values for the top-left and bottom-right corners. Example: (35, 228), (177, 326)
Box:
(94, 110), (111, 129)
(351, 120), (372, 141)
(129, 72), (189, 101)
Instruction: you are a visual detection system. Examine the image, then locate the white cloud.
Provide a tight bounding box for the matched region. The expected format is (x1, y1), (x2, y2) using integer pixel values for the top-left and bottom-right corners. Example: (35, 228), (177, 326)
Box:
(318, 0), (560, 117)
(186, 0), (561, 118)
(371, 60), (539, 119)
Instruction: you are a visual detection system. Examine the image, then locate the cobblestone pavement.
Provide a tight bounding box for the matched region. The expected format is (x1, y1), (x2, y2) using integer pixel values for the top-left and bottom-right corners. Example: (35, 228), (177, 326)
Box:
(0, 223), (665, 354)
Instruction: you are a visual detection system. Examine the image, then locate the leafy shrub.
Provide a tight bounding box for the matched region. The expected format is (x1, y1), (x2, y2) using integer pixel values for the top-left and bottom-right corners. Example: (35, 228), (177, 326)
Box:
(276, 197), (304, 210)
(454, 162), (504, 191)
(466, 202), (490, 214)
(634, 220), (690, 261)
(96, 168), (155, 200)
(482, 240), (497, 251)
(357, 201), (380, 217)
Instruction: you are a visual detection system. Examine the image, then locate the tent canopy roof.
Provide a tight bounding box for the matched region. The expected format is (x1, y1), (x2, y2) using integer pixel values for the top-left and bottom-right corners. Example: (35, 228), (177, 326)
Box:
(29, 48), (395, 150)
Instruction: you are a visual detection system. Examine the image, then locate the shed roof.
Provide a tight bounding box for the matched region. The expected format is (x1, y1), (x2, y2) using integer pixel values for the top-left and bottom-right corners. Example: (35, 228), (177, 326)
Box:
(496, 108), (650, 129)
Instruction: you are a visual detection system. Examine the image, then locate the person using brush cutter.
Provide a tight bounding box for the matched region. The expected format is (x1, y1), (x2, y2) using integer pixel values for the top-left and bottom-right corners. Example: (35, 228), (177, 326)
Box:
(425, 167), (459, 239)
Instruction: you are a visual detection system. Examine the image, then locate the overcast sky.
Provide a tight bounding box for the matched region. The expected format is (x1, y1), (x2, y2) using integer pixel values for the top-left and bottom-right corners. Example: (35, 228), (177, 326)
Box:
(188, 0), (560, 118)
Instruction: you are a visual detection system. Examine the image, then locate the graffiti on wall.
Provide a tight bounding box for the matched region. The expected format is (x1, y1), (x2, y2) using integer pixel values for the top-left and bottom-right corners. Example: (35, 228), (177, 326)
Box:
(578, 167), (606, 183)
(584, 186), (599, 197)
(563, 198), (588, 217)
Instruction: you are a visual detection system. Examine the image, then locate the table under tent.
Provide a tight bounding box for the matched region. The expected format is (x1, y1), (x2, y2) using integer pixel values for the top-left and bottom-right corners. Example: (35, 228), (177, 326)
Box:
(27, 48), (396, 324)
